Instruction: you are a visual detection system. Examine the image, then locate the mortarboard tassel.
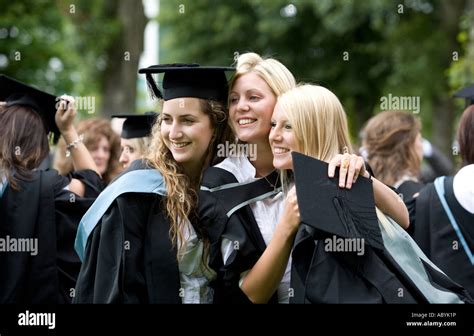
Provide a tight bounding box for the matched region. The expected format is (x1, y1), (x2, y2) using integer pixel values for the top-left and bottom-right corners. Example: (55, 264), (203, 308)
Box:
(145, 73), (163, 100)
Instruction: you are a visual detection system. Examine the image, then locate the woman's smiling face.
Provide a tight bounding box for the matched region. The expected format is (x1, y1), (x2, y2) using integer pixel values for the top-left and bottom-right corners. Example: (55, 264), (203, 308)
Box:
(269, 102), (299, 171)
(228, 72), (276, 144)
(160, 97), (213, 174)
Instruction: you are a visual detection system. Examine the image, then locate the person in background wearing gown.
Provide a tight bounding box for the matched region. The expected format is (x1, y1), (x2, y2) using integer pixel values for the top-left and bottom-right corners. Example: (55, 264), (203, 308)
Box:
(411, 104), (474, 297)
(0, 75), (102, 303)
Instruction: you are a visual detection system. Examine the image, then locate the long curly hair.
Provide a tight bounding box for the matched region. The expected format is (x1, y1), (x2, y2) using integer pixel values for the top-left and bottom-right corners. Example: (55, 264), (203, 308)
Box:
(54, 118), (122, 184)
(146, 99), (233, 257)
(361, 110), (421, 186)
(0, 105), (49, 190)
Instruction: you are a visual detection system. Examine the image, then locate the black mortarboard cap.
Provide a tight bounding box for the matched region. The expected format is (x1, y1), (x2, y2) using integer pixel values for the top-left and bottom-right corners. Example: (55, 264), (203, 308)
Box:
(111, 112), (158, 139)
(138, 63), (234, 102)
(292, 152), (384, 250)
(454, 84), (474, 107)
(0, 74), (60, 143)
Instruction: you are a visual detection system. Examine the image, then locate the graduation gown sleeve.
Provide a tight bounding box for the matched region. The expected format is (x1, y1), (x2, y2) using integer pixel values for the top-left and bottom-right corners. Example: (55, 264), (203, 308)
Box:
(289, 153), (471, 304)
(0, 168), (102, 304)
(206, 196), (262, 304)
(0, 170), (57, 303)
(74, 193), (153, 303)
(74, 166), (182, 304)
(200, 166), (280, 304)
(291, 220), (471, 304)
(53, 169), (104, 302)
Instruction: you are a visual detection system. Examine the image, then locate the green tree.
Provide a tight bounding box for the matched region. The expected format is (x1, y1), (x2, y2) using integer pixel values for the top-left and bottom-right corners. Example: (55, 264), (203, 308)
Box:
(0, 0), (147, 118)
(158, 0), (468, 158)
(0, 0), (76, 93)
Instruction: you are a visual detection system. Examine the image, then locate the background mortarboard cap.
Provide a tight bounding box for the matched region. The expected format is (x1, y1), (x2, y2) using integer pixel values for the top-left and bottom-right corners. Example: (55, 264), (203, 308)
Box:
(454, 84), (474, 107)
(111, 112), (158, 139)
(0, 74), (60, 143)
(292, 152), (384, 250)
(138, 63), (234, 102)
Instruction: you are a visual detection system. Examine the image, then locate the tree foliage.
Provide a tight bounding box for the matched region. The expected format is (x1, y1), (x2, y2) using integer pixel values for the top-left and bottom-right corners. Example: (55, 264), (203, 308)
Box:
(0, 0), (145, 118)
(159, 0), (470, 156)
(1, 0), (472, 156)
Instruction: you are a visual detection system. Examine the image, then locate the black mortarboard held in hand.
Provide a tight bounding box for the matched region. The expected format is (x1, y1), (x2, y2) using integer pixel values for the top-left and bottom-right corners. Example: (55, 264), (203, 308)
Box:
(111, 112), (158, 139)
(454, 84), (474, 108)
(138, 63), (234, 102)
(292, 152), (384, 250)
(0, 74), (60, 143)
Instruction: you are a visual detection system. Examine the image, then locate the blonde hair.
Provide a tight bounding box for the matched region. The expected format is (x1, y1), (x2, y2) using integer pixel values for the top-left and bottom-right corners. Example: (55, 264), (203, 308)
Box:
(279, 84), (352, 161)
(276, 85), (352, 190)
(277, 84), (395, 236)
(145, 99), (233, 257)
(361, 110), (421, 186)
(127, 136), (151, 158)
(231, 52), (296, 98)
(54, 118), (122, 184)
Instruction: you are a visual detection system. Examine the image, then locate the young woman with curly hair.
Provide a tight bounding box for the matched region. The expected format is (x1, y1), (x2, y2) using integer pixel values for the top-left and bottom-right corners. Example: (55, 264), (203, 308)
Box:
(73, 64), (233, 303)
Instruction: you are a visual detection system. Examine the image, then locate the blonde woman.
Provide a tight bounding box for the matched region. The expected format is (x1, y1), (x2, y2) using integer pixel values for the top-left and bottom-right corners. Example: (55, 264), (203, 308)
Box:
(200, 53), (375, 304)
(269, 84), (470, 303)
(74, 64), (233, 303)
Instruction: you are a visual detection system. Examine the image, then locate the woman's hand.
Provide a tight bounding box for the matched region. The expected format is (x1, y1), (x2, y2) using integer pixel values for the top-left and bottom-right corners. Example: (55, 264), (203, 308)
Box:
(240, 185), (300, 303)
(329, 153), (409, 228)
(279, 185), (301, 234)
(55, 95), (77, 135)
(328, 153), (367, 189)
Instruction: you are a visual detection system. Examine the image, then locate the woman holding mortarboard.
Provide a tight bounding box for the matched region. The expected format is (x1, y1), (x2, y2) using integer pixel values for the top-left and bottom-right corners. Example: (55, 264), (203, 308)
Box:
(201, 53), (369, 304)
(0, 75), (103, 303)
(73, 64), (234, 303)
(269, 84), (471, 303)
(199, 53), (407, 304)
(112, 112), (158, 170)
(411, 104), (474, 297)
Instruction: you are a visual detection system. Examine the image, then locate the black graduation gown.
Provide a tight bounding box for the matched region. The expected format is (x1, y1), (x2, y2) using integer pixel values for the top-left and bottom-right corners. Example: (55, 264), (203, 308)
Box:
(200, 166), (281, 304)
(289, 152), (471, 304)
(290, 226), (470, 303)
(396, 180), (424, 236)
(412, 177), (474, 297)
(397, 180), (424, 201)
(74, 192), (183, 303)
(0, 169), (102, 304)
(74, 162), (224, 304)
